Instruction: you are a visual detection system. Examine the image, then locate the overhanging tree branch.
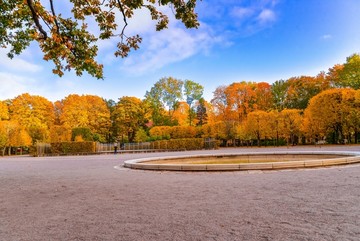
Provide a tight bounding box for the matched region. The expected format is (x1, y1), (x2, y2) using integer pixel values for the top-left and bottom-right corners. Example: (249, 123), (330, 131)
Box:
(2, 0), (200, 78)
(117, 0), (128, 40)
(49, 0), (60, 34)
(26, 0), (48, 39)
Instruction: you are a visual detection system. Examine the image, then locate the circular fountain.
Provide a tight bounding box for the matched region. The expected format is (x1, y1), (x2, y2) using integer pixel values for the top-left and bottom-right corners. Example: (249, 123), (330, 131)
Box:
(124, 151), (360, 171)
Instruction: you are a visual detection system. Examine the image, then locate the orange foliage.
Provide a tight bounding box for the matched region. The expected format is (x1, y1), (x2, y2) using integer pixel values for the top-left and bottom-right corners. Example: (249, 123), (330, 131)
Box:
(172, 101), (189, 126)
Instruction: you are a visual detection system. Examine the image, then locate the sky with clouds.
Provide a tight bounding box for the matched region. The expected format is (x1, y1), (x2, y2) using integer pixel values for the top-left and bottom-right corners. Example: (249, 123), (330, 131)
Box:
(1, 0), (360, 102)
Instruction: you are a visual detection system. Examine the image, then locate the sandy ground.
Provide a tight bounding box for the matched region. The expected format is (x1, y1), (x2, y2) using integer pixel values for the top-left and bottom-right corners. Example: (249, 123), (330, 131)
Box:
(1, 145), (360, 241)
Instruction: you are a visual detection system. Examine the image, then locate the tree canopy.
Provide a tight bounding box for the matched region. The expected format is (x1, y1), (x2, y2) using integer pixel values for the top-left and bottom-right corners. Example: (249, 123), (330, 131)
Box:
(0, 0), (200, 78)
(2, 53), (360, 153)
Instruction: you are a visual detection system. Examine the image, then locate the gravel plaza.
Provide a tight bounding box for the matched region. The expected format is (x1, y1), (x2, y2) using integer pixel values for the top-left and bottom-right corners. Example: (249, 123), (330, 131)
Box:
(1, 145), (360, 241)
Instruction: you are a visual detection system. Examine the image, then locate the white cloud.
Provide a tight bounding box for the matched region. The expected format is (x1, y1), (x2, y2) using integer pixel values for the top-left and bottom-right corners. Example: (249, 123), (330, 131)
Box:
(0, 49), (42, 73)
(120, 22), (220, 74)
(225, 1), (280, 37)
(0, 72), (30, 100)
(95, 5), (224, 75)
(257, 9), (276, 25)
(321, 34), (332, 40)
(231, 7), (254, 20)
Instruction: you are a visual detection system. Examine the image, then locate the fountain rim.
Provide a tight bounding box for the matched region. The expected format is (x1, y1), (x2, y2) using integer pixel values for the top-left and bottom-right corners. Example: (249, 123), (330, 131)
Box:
(123, 151), (360, 171)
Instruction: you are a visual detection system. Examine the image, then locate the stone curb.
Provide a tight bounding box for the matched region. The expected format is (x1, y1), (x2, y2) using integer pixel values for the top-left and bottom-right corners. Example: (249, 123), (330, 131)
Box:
(123, 151), (360, 171)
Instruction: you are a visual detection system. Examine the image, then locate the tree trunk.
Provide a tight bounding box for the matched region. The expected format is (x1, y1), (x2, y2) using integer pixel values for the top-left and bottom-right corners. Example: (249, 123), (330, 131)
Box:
(355, 129), (358, 144)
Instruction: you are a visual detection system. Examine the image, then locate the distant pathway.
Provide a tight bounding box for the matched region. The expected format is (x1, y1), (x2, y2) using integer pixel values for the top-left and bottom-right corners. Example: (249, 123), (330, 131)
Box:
(1, 145), (360, 240)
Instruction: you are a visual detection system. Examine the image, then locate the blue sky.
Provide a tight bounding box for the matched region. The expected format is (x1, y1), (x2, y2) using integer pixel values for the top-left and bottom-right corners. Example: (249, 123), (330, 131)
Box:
(1, 0), (360, 102)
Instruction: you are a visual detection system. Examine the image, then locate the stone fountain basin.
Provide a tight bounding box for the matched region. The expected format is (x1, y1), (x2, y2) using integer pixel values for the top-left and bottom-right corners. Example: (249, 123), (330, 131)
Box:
(123, 151), (360, 171)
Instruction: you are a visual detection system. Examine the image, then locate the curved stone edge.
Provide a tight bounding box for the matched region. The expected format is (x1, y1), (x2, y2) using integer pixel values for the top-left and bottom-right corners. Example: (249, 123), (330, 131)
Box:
(123, 151), (360, 171)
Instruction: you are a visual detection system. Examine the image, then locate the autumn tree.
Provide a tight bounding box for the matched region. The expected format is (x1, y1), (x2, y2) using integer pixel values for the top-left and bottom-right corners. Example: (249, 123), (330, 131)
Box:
(211, 85), (228, 122)
(9, 93), (55, 144)
(170, 126), (197, 139)
(327, 64), (344, 87)
(244, 110), (271, 146)
(339, 89), (360, 143)
(112, 96), (149, 143)
(254, 82), (273, 111)
(0, 121), (32, 155)
(49, 125), (71, 142)
(59, 94), (110, 141)
(266, 110), (282, 145)
(347, 90), (360, 143)
(172, 101), (189, 126)
(85, 95), (111, 140)
(279, 109), (303, 145)
(285, 75), (330, 109)
(225, 82), (257, 122)
(203, 121), (229, 143)
(304, 88), (359, 144)
(149, 126), (172, 140)
(0, 101), (9, 121)
(1, 0), (200, 78)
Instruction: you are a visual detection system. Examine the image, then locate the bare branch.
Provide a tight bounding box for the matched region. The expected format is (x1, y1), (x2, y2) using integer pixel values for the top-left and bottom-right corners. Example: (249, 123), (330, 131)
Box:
(117, 0), (128, 39)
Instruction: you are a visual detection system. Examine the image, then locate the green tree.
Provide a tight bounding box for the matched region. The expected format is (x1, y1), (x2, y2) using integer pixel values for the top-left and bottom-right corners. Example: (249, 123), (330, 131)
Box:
(71, 127), (93, 141)
(183, 80), (204, 126)
(338, 53), (360, 89)
(144, 85), (167, 126)
(145, 77), (183, 124)
(104, 99), (117, 142)
(196, 98), (208, 126)
(134, 128), (148, 143)
(1, 0), (200, 78)
(271, 80), (288, 111)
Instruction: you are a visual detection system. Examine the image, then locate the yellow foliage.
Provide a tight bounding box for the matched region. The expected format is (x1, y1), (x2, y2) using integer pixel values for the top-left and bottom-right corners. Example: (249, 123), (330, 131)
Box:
(0, 101), (9, 121)
(172, 102), (189, 126)
(74, 135), (85, 142)
(0, 121), (31, 146)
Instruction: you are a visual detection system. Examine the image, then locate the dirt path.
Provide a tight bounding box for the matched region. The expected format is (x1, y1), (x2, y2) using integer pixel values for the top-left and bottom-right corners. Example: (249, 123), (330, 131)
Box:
(1, 146), (360, 241)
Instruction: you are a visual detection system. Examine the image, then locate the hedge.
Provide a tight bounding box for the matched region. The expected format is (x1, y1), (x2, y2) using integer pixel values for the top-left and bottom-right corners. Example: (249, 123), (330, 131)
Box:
(50, 141), (96, 155)
(151, 138), (214, 150)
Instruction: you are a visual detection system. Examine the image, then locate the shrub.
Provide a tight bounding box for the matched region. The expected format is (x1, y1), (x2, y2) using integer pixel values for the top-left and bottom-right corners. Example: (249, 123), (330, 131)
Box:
(50, 141), (96, 155)
(71, 127), (93, 141)
(151, 138), (205, 150)
(170, 126), (197, 139)
(149, 126), (172, 139)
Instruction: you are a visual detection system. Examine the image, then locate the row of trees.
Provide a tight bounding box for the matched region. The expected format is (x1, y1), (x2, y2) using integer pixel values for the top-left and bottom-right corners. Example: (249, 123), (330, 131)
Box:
(214, 88), (360, 146)
(1, 54), (360, 153)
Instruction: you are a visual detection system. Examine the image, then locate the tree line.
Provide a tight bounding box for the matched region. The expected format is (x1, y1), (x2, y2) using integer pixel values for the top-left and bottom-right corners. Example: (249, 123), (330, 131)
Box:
(1, 53), (360, 154)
